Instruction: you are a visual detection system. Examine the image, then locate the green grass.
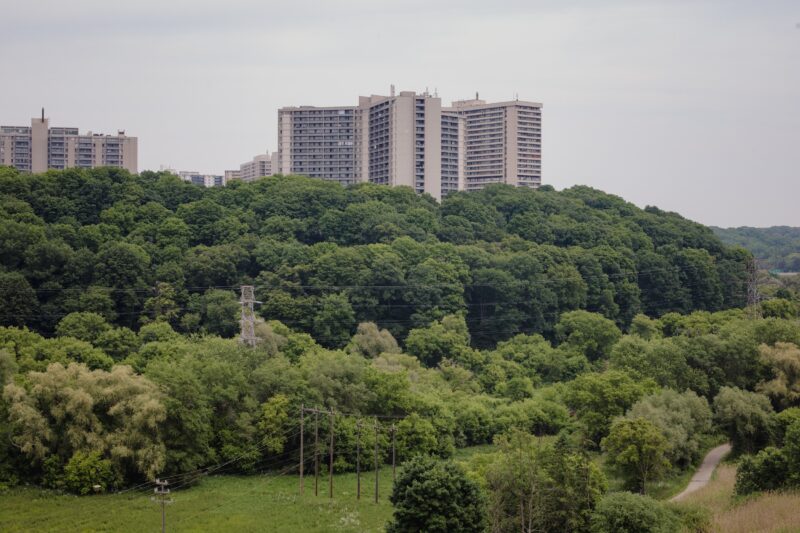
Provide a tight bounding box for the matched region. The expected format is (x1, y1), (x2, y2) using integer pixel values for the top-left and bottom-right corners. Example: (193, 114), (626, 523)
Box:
(646, 467), (697, 500)
(2, 440), (726, 531)
(0, 469), (397, 532)
(0, 445), (497, 532)
(597, 454), (700, 500)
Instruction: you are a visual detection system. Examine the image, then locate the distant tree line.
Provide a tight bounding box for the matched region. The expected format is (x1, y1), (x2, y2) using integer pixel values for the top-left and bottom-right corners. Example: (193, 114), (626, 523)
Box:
(713, 225), (800, 272)
(0, 167), (750, 347)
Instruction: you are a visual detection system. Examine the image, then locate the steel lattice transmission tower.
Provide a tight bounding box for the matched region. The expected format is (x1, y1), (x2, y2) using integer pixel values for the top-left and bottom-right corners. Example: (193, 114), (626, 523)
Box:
(240, 285), (260, 347)
(746, 257), (761, 318)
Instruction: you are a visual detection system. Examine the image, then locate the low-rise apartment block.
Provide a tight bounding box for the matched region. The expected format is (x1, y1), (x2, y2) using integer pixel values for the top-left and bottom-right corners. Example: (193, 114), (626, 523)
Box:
(224, 169), (242, 182)
(0, 111), (137, 173)
(239, 152), (278, 182)
(177, 171), (225, 187)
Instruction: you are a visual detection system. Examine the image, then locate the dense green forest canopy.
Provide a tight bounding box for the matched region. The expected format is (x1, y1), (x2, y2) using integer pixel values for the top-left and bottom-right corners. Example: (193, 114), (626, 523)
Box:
(713, 226), (800, 272)
(3, 167), (800, 531)
(0, 166), (749, 347)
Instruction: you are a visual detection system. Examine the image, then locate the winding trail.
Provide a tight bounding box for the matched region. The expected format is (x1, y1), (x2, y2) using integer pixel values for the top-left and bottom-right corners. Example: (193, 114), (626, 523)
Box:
(670, 443), (732, 502)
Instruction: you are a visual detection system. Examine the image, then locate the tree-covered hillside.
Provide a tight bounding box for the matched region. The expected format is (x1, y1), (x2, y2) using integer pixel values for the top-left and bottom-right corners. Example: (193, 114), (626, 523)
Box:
(712, 226), (800, 272)
(4, 167), (800, 532)
(0, 167), (749, 347)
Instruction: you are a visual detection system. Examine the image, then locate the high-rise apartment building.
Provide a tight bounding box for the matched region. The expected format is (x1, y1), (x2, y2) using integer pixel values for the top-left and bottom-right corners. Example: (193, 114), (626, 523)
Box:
(278, 90), (445, 199)
(358, 91), (442, 199)
(447, 97), (542, 190)
(441, 110), (466, 195)
(277, 90), (542, 200)
(0, 112), (137, 173)
(278, 106), (359, 185)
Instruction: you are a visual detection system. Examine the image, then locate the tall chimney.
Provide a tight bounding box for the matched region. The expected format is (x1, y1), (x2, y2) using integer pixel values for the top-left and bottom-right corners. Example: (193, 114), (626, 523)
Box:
(41, 108), (45, 122)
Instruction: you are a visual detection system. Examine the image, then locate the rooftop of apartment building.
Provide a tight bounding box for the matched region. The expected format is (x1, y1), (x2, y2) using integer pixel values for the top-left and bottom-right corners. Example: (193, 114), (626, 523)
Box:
(1, 110), (135, 138)
(447, 94), (543, 110)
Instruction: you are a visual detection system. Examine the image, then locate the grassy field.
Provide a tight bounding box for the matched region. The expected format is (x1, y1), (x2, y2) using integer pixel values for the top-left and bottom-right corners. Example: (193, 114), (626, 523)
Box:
(7, 442), (775, 533)
(675, 464), (800, 532)
(0, 468), (397, 532)
(0, 446), (496, 533)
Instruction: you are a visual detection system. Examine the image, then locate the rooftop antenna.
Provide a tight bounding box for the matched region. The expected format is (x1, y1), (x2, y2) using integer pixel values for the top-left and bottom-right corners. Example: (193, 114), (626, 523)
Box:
(390, 84), (395, 97)
(475, 91), (479, 101)
(515, 92), (519, 101)
(41, 108), (45, 122)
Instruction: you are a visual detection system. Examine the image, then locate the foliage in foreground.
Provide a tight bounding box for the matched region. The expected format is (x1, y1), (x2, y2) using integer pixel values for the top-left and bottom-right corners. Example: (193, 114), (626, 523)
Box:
(601, 418), (670, 494)
(590, 492), (680, 533)
(735, 414), (800, 495)
(387, 455), (486, 533)
(483, 432), (606, 533)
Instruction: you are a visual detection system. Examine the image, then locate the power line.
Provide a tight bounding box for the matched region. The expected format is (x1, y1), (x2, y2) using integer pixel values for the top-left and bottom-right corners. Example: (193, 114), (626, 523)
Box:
(67, 435), (308, 531)
(0, 258), (738, 295)
(115, 425), (303, 495)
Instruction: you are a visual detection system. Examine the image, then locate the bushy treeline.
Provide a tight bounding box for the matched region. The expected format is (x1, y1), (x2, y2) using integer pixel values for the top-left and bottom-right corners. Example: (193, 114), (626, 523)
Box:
(2, 304), (800, 504)
(0, 167), (750, 347)
(1, 166), (795, 530)
(389, 442), (703, 533)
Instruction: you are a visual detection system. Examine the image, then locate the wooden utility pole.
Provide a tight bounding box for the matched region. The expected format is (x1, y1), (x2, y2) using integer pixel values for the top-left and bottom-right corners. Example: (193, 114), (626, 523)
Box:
(314, 410), (319, 497)
(299, 405), (304, 495)
(374, 420), (379, 504)
(329, 410), (335, 498)
(391, 424), (396, 482)
(151, 479), (172, 533)
(356, 419), (361, 500)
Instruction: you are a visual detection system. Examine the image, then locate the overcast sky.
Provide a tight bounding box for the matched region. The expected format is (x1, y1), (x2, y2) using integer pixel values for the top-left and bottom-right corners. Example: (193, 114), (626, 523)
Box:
(1, 0), (797, 227)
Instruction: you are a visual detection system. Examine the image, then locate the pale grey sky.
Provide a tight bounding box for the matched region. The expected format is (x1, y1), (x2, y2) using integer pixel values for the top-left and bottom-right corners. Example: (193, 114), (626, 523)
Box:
(1, 0), (797, 227)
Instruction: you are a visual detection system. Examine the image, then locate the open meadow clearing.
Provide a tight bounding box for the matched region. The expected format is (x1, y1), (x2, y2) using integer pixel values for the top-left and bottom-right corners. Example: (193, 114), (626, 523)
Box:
(0, 468), (397, 533)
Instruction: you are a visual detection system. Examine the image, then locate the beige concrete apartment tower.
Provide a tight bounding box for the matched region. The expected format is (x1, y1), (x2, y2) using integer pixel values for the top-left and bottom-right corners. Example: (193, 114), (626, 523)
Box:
(278, 109), (293, 175)
(422, 96), (442, 199)
(277, 106), (359, 184)
(448, 98), (542, 190)
(31, 113), (49, 173)
(359, 90), (443, 200)
(393, 93), (415, 190)
(441, 110), (465, 195)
